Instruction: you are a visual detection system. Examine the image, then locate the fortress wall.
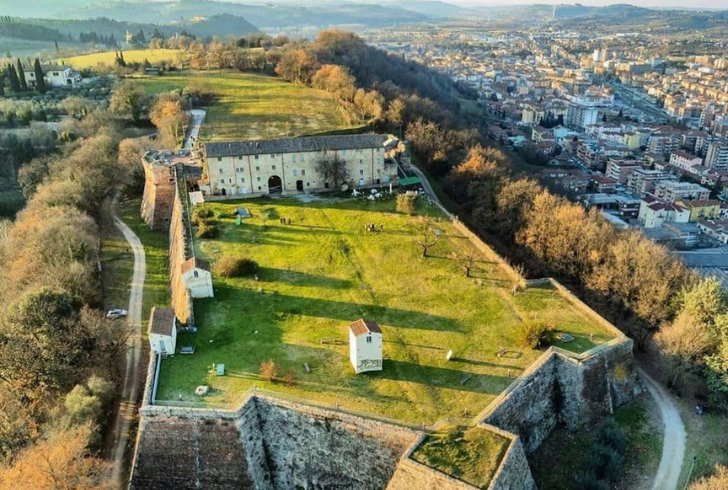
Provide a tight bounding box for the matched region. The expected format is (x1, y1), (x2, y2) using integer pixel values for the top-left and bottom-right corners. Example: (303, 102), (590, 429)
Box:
(254, 396), (419, 490)
(480, 337), (642, 454)
(169, 182), (194, 325)
(141, 161), (176, 231)
(486, 429), (536, 490)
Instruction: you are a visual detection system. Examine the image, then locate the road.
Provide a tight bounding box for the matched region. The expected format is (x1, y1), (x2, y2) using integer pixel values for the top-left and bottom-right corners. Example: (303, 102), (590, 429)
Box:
(639, 367), (686, 490)
(183, 109), (206, 150)
(108, 213), (146, 484)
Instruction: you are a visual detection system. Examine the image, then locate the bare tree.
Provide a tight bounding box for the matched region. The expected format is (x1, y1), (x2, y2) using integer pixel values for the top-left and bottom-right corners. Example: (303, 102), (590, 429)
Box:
(463, 244), (475, 277)
(314, 155), (349, 190)
(414, 218), (440, 258)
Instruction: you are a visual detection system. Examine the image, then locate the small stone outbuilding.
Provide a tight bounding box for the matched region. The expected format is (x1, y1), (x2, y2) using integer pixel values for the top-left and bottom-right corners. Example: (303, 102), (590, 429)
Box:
(148, 307), (178, 355)
(181, 257), (214, 298)
(349, 319), (383, 374)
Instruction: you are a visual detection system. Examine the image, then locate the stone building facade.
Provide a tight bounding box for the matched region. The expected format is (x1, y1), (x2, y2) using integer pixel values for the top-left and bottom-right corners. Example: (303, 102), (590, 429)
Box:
(201, 134), (402, 197)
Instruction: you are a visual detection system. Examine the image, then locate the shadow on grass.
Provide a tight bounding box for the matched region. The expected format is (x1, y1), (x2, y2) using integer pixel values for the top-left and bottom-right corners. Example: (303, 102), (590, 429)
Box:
(370, 360), (510, 395)
(222, 284), (466, 332)
(453, 358), (524, 371)
(255, 267), (353, 289)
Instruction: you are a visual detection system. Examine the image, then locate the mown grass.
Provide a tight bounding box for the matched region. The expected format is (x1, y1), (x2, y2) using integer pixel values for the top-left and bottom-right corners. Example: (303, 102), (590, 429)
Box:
(678, 397), (728, 486)
(61, 49), (186, 69)
(118, 198), (170, 320)
(136, 71), (361, 142)
(530, 394), (662, 490)
(156, 196), (614, 424)
(412, 426), (510, 489)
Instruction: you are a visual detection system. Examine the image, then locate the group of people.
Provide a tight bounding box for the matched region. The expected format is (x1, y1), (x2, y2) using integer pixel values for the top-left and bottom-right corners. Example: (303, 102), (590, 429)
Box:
(366, 223), (383, 232)
(279, 218), (291, 225)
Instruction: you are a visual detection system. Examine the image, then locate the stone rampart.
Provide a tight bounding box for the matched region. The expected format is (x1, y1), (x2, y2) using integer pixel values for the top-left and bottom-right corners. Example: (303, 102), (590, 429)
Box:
(479, 337), (642, 454)
(141, 158), (176, 231)
(169, 180), (194, 325)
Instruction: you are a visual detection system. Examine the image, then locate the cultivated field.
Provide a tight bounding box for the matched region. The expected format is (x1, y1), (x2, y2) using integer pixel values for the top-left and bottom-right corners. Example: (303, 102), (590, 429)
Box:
(156, 196), (615, 424)
(136, 72), (358, 142)
(60, 49), (186, 69)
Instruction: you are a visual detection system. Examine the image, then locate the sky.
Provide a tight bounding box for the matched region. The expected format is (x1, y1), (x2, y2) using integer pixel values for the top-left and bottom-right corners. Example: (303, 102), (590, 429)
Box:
(452, 0), (728, 7)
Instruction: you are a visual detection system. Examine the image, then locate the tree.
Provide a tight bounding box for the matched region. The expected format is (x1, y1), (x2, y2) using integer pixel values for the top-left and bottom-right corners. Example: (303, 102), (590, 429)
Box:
(259, 360), (279, 382)
(396, 193), (417, 215)
(6, 64), (20, 92)
(413, 217), (440, 258)
(109, 80), (148, 124)
(32, 58), (45, 94)
(0, 425), (114, 490)
(150, 92), (190, 147)
(689, 465), (728, 490)
(16, 58), (26, 91)
(315, 156), (348, 189)
(654, 312), (715, 390)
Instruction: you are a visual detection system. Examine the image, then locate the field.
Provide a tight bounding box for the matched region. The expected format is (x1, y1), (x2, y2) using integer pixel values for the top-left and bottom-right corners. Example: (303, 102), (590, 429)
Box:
(136, 72), (358, 142)
(156, 196), (615, 424)
(61, 49), (186, 69)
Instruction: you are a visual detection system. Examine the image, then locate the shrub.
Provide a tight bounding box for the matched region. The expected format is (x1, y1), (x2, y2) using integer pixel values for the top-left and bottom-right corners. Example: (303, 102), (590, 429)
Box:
(191, 205), (214, 226)
(284, 369), (297, 387)
(586, 443), (623, 482)
(596, 420), (626, 454)
(396, 193), (417, 215)
(196, 220), (218, 238)
(214, 255), (258, 277)
(64, 385), (102, 424)
(575, 472), (610, 490)
(516, 321), (554, 349)
(259, 360), (279, 382)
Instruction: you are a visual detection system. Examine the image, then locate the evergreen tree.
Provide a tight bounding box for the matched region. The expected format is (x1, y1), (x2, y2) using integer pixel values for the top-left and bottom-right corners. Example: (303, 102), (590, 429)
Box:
(54, 40), (59, 54)
(16, 58), (26, 91)
(6, 64), (20, 92)
(33, 58), (46, 94)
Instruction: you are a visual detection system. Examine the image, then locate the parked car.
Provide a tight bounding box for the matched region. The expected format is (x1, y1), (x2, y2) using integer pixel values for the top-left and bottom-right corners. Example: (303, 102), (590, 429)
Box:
(106, 309), (127, 319)
(178, 325), (198, 334)
(180, 346), (195, 355)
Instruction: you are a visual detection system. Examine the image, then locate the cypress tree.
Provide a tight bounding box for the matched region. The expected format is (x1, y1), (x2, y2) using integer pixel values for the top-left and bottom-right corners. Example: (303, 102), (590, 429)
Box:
(16, 58), (27, 90)
(6, 64), (20, 92)
(33, 58), (46, 94)
(54, 40), (59, 54)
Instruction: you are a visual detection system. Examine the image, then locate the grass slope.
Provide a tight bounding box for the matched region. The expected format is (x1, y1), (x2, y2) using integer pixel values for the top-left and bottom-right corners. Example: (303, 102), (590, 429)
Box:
(61, 49), (186, 69)
(156, 196), (613, 424)
(136, 71), (358, 142)
(412, 426), (510, 489)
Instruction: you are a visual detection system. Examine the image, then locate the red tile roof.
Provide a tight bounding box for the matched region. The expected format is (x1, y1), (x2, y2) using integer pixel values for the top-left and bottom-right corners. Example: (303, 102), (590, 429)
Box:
(349, 319), (381, 336)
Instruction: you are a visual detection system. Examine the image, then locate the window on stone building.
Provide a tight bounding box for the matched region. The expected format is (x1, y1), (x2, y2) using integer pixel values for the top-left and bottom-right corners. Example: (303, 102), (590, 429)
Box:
(219, 169), (224, 174)
(255, 166), (260, 171)
(217, 157), (221, 161)
(272, 165), (276, 170)
(301, 170), (306, 176)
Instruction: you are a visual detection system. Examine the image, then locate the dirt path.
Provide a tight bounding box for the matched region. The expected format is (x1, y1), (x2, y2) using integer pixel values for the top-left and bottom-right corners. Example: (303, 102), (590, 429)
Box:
(183, 109), (206, 150)
(108, 214), (146, 484)
(638, 367), (686, 490)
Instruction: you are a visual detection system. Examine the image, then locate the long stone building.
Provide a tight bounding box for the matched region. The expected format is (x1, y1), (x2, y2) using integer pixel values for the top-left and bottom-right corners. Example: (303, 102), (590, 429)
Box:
(200, 134), (403, 197)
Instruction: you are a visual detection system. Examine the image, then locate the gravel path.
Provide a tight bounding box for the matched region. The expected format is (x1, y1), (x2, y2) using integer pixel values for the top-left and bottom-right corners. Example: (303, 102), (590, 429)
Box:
(109, 214), (146, 483)
(639, 367), (686, 490)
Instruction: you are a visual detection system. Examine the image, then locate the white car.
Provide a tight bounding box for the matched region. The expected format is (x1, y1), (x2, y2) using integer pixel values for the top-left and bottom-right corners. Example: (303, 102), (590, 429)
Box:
(106, 309), (128, 319)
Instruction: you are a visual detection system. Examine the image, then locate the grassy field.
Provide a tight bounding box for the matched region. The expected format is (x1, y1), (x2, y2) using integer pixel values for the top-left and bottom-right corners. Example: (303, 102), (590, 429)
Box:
(530, 394), (662, 490)
(61, 49), (186, 69)
(136, 72), (358, 142)
(412, 426), (510, 488)
(156, 195), (614, 424)
(117, 198), (170, 320)
(678, 398), (728, 486)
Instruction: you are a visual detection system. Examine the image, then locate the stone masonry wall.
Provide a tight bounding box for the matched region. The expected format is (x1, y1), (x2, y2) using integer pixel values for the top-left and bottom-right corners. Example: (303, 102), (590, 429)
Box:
(480, 338), (642, 454)
(254, 396), (419, 490)
(141, 161), (176, 231)
(169, 184), (194, 325)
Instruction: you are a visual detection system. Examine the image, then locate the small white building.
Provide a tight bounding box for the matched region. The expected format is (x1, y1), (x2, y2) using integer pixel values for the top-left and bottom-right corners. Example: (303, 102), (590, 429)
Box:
(181, 257), (213, 298)
(148, 307), (178, 355)
(24, 64), (82, 88)
(349, 319), (383, 374)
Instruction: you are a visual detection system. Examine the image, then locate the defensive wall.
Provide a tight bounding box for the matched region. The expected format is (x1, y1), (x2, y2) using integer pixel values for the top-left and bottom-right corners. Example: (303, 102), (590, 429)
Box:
(132, 163), (643, 489)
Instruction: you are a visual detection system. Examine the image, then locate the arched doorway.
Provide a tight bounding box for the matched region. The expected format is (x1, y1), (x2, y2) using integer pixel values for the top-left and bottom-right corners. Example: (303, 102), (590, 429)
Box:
(268, 175), (282, 194)
(296, 180), (304, 192)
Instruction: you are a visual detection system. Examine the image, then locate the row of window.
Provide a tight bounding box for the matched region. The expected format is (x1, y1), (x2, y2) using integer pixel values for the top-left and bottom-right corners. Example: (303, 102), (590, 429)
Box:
(220, 168), (381, 185)
(216, 148), (383, 162)
(218, 159), (381, 174)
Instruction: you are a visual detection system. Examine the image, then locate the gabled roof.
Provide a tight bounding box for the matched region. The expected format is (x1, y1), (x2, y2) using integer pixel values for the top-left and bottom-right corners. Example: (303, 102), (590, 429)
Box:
(349, 319), (381, 336)
(181, 257), (210, 274)
(204, 134), (390, 158)
(149, 307), (176, 337)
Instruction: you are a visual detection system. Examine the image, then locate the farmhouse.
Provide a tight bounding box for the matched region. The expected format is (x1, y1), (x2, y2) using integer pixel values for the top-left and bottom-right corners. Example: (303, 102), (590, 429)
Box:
(200, 134), (403, 197)
(24, 64), (82, 88)
(148, 307), (178, 355)
(181, 257), (213, 298)
(349, 318), (383, 374)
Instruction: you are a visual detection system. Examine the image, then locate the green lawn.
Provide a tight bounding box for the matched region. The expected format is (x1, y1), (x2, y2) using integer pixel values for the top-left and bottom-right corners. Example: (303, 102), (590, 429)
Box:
(118, 198), (171, 320)
(136, 71), (360, 142)
(62, 49), (186, 69)
(156, 196), (614, 424)
(412, 426), (510, 489)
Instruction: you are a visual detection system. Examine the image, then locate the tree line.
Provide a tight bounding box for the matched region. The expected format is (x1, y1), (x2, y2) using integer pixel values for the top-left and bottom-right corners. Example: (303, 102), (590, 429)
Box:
(0, 99), (144, 487)
(4, 58), (47, 95)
